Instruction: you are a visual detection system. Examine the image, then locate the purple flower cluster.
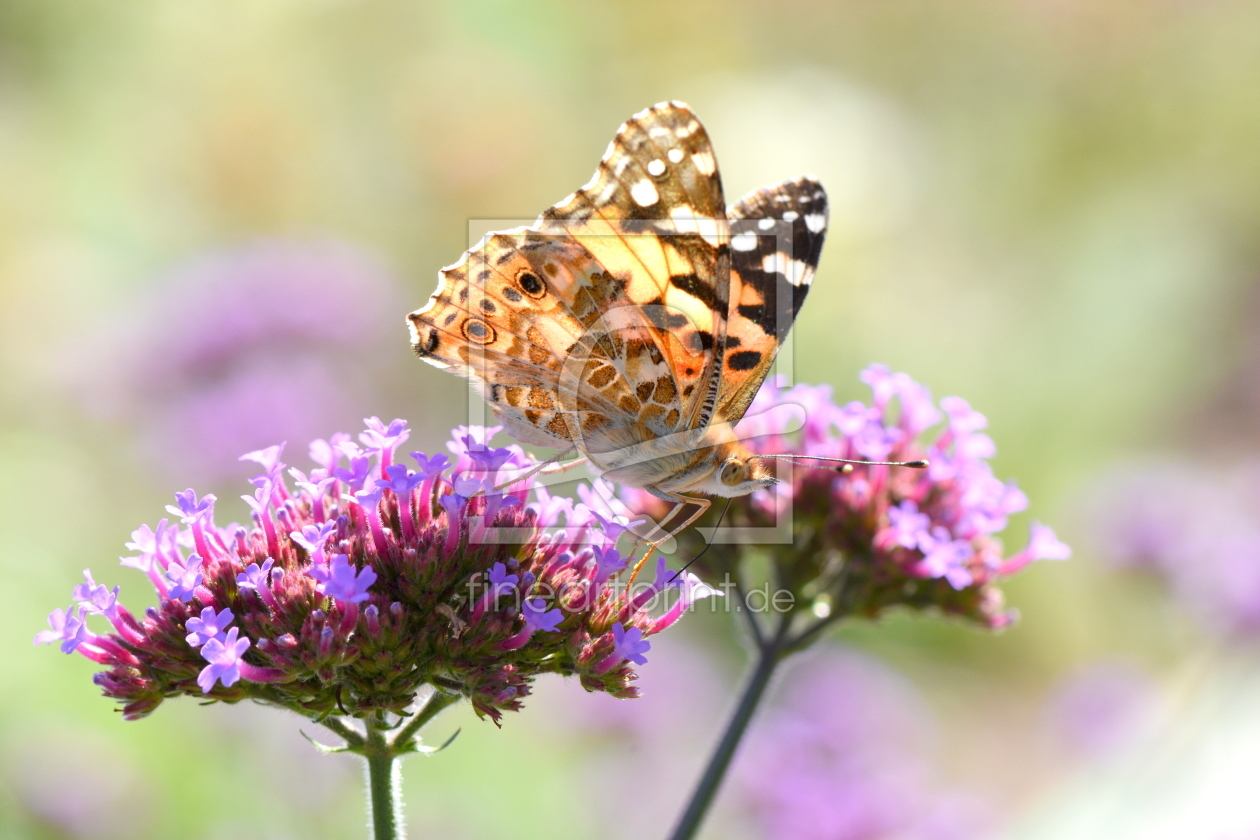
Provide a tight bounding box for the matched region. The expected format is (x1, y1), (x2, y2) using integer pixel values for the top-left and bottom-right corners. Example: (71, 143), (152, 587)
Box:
(1090, 461), (1260, 636)
(36, 420), (714, 723)
(736, 649), (990, 840)
(76, 239), (397, 482)
(628, 367), (1069, 627)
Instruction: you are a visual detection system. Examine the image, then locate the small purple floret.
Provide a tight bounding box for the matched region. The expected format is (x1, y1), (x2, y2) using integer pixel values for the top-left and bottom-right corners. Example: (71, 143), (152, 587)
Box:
(72, 570), (120, 618)
(185, 606), (234, 648)
(333, 454), (373, 492)
(487, 562), (519, 597)
(291, 521), (336, 555)
(235, 558), (276, 591)
(410, 452), (449, 479)
(521, 598), (563, 633)
(887, 500), (931, 550)
(197, 627), (251, 693)
(593, 545), (628, 581)
(376, 464), (424, 497)
(34, 606), (89, 654)
(309, 554), (377, 604)
(166, 488), (216, 523)
(611, 623), (650, 665)
(239, 443), (286, 476)
(360, 417), (410, 458)
(462, 436), (516, 473)
(165, 554), (205, 602)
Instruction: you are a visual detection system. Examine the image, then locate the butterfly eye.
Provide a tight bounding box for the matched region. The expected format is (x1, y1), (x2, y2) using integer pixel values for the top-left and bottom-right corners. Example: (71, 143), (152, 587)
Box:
(719, 459), (746, 487)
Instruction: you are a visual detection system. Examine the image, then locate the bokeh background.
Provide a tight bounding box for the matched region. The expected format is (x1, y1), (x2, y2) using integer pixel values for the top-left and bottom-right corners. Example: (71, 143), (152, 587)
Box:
(6, 2), (1260, 838)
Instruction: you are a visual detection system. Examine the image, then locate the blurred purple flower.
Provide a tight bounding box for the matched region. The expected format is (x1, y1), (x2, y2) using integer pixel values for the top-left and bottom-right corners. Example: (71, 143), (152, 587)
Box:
(1089, 461), (1260, 636)
(8, 730), (153, 839)
(736, 648), (990, 840)
(73, 239), (398, 482)
(1044, 660), (1159, 759)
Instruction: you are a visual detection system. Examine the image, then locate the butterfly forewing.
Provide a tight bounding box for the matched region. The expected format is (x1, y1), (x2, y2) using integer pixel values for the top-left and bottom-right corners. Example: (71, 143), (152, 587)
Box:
(539, 101), (732, 434)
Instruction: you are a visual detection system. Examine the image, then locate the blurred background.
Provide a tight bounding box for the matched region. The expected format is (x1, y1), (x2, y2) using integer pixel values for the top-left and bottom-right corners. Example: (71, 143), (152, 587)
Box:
(6, 1), (1260, 838)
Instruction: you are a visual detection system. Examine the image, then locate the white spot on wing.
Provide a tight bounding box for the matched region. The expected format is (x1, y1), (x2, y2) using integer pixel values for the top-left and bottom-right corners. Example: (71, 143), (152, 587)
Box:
(667, 148), (684, 163)
(691, 151), (716, 175)
(631, 179), (659, 207)
(757, 218), (776, 231)
(596, 181), (618, 204)
(805, 213), (826, 233)
(782, 210), (799, 222)
(762, 253), (810, 286)
(731, 231), (758, 251)
(647, 159), (666, 177)
(670, 206), (723, 246)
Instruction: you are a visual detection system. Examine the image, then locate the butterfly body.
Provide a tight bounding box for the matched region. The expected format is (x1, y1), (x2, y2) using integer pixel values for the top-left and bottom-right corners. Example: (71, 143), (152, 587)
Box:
(580, 414), (773, 499)
(409, 101), (826, 525)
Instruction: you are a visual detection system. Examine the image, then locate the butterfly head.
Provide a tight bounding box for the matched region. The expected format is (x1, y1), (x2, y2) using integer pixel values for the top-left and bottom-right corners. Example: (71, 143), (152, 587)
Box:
(691, 443), (778, 498)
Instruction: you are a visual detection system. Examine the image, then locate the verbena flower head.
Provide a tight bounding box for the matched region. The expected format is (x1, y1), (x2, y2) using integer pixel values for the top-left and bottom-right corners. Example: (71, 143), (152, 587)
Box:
(36, 419), (710, 724)
(627, 367), (1069, 629)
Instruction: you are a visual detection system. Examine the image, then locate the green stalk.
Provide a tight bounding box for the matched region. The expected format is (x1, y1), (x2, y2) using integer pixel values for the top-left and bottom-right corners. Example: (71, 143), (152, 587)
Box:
(665, 610), (792, 840)
(364, 717), (402, 840)
(320, 690), (460, 840)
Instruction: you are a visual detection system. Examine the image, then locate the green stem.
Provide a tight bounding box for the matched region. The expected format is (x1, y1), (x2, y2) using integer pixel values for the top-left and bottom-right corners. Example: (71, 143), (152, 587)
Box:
(666, 610), (792, 840)
(338, 692), (460, 840)
(364, 717), (401, 840)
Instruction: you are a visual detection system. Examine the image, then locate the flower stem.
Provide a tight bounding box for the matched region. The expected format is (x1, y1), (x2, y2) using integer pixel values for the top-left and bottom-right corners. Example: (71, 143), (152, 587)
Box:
(666, 610), (791, 840)
(364, 717), (401, 840)
(351, 692), (460, 840)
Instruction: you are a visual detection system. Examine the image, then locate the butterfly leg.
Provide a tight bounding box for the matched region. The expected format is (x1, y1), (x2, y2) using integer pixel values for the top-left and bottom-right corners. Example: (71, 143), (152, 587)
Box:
(627, 490), (711, 585)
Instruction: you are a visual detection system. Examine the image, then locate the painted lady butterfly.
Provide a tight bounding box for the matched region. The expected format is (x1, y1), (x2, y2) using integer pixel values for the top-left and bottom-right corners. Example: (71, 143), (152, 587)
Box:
(408, 101), (829, 547)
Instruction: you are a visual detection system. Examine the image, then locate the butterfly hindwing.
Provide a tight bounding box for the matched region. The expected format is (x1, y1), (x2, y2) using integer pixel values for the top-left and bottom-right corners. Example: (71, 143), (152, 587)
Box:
(716, 177), (829, 424)
(409, 231), (631, 448)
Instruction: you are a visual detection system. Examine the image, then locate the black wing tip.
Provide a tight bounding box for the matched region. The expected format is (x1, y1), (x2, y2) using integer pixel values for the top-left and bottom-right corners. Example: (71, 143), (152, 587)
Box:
(729, 176), (828, 215)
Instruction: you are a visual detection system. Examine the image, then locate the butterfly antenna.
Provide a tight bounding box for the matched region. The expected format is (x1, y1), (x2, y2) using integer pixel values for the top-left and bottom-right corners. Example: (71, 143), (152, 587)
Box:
(668, 496), (733, 584)
(751, 454), (929, 472)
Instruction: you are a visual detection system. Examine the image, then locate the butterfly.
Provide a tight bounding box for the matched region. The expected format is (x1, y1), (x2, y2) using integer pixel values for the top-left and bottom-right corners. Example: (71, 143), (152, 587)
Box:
(408, 101), (832, 552)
